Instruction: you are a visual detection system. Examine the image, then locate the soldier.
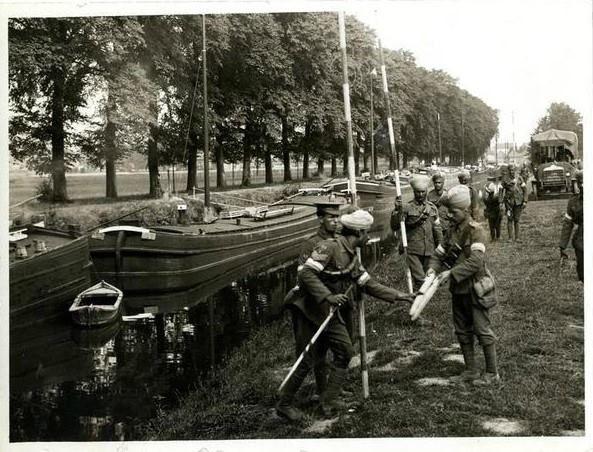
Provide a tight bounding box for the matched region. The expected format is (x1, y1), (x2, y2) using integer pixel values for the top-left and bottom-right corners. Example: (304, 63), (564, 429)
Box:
(559, 170), (583, 282)
(427, 172), (450, 235)
(287, 201), (343, 404)
(276, 209), (414, 421)
(458, 171), (479, 219)
(391, 174), (443, 290)
(426, 185), (499, 386)
(502, 174), (527, 242)
(482, 175), (503, 241)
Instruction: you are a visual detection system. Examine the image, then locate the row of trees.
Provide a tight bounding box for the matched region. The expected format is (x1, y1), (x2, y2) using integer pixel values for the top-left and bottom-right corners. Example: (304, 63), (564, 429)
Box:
(9, 13), (499, 201)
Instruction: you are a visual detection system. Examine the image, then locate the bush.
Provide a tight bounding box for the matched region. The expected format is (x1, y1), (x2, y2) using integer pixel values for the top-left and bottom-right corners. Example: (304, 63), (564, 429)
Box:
(35, 177), (53, 201)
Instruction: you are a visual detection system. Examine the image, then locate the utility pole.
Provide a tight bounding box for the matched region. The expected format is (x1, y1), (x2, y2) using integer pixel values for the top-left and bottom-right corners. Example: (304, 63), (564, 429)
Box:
(495, 130), (498, 166)
(461, 108), (465, 167)
(436, 112), (441, 165)
(370, 68), (376, 176)
(512, 110), (516, 164)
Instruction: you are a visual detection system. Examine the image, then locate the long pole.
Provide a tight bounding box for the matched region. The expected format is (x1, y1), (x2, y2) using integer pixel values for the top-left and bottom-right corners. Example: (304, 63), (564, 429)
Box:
(461, 108), (465, 167)
(338, 12), (357, 207)
(378, 39), (398, 171)
(356, 247), (369, 399)
(202, 14), (210, 207)
(395, 170), (414, 293)
(495, 131), (498, 166)
(437, 111), (442, 164)
(512, 110), (516, 164)
(370, 69), (375, 176)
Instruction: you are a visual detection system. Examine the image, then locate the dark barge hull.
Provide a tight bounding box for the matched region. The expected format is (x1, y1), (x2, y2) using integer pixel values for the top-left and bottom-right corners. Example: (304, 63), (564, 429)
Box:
(89, 205), (319, 294)
(10, 226), (93, 329)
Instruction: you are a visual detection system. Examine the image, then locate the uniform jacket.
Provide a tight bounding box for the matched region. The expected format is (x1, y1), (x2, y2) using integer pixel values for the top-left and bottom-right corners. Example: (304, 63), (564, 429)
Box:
(429, 219), (488, 294)
(483, 183), (503, 215)
(559, 193), (583, 251)
(502, 176), (527, 207)
(295, 235), (403, 326)
(391, 199), (443, 256)
(427, 188), (450, 231)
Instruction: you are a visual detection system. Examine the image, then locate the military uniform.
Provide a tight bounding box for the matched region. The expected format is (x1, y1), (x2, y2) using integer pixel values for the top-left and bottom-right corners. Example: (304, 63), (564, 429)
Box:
(559, 192), (583, 282)
(482, 181), (503, 241)
(502, 176), (527, 240)
(427, 188), (450, 234)
(429, 213), (498, 384)
(391, 199), (443, 289)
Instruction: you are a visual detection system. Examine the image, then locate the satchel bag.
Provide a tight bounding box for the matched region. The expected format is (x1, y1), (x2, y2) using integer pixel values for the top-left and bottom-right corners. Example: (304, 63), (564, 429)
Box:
(473, 266), (497, 309)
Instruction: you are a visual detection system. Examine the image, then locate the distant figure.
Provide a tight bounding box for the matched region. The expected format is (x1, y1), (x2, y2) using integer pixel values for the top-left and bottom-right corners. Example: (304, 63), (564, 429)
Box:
(391, 174), (443, 290)
(502, 165), (528, 242)
(482, 175), (503, 241)
(458, 171), (479, 219)
(559, 170), (583, 282)
(427, 172), (450, 235)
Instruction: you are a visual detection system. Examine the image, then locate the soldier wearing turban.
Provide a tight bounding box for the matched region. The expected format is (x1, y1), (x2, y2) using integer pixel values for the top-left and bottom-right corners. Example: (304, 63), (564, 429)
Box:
(559, 170), (583, 282)
(426, 184), (500, 386)
(391, 174), (443, 291)
(277, 209), (413, 421)
(457, 170), (479, 219)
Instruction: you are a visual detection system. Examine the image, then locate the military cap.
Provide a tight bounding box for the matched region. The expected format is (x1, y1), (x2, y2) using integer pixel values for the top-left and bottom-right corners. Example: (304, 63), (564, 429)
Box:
(340, 209), (374, 230)
(410, 174), (430, 191)
(432, 172), (445, 182)
(314, 201), (342, 217)
(445, 184), (471, 209)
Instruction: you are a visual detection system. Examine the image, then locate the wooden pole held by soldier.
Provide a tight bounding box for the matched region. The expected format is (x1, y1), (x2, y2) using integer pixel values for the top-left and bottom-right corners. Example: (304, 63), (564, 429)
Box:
(394, 170), (414, 293)
(357, 247), (369, 399)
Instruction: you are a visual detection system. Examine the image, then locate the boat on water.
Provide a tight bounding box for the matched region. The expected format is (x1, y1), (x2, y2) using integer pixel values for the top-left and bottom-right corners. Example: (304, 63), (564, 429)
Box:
(89, 200), (321, 294)
(69, 280), (124, 327)
(9, 224), (93, 329)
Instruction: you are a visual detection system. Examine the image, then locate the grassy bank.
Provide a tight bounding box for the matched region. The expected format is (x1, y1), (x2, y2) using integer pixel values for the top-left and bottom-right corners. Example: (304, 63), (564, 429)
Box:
(138, 197), (583, 439)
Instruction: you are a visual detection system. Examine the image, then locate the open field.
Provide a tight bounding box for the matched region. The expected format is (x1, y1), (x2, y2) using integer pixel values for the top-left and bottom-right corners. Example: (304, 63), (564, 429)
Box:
(139, 197), (584, 439)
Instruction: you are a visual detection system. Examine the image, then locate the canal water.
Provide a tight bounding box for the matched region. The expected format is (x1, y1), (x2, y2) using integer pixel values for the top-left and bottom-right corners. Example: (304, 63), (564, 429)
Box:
(10, 242), (384, 442)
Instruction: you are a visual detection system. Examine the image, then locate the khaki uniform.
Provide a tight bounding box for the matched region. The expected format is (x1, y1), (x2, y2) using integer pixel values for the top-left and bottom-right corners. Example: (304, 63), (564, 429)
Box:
(559, 193), (584, 282)
(427, 188), (450, 233)
(483, 183), (503, 240)
(391, 199), (443, 289)
(429, 219), (495, 346)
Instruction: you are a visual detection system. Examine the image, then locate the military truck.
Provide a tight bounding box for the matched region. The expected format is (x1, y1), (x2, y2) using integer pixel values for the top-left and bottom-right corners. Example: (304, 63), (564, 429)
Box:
(529, 128), (579, 200)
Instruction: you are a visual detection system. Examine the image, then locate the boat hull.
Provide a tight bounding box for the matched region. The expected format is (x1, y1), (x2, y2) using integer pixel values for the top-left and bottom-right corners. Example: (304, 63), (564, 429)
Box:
(10, 227), (93, 329)
(89, 208), (319, 294)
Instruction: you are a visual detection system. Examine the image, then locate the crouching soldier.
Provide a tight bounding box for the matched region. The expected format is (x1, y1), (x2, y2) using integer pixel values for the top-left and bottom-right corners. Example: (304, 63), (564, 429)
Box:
(559, 170), (583, 282)
(276, 209), (414, 421)
(426, 185), (500, 386)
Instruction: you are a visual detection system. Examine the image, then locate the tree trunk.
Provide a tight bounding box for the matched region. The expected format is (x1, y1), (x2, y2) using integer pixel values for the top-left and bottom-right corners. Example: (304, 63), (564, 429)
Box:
(241, 124), (251, 186)
(354, 146), (360, 176)
(331, 157), (337, 177)
(374, 152), (379, 176)
(186, 130), (198, 192)
(265, 145), (273, 184)
(281, 115), (292, 181)
(104, 86), (118, 199)
(50, 66), (68, 202)
(317, 158), (324, 176)
(148, 121), (161, 198)
(215, 141), (226, 188)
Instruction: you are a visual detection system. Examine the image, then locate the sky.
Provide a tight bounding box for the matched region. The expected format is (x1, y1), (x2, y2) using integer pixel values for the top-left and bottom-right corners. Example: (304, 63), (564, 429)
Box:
(353, 0), (592, 147)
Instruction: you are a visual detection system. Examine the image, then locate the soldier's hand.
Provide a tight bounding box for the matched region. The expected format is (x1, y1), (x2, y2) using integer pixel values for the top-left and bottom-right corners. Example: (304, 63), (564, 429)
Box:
(327, 294), (349, 307)
(440, 269), (451, 283)
(426, 268), (437, 279)
(560, 248), (569, 260)
(395, 292), (416, 305)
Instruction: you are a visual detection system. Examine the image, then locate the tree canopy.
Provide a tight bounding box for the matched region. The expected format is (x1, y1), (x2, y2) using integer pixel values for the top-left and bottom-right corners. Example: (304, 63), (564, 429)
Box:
(9, 12), (499, 200)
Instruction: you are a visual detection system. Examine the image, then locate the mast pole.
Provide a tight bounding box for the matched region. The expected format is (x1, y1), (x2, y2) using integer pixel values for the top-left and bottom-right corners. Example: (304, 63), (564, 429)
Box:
(338, 12), (357, 207)
(202, 14), (210, 207)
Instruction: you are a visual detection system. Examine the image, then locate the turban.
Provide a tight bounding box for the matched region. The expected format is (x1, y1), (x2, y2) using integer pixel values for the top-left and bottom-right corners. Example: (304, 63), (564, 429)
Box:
(410, 174), (430, 191)
(432, 172), (445, 182)
(445, 184), (471, 209)
(339, 209), (374, 231)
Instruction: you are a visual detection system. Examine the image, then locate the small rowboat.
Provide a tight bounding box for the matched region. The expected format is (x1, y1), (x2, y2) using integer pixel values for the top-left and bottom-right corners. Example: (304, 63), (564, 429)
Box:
(69, 281), (123, 327)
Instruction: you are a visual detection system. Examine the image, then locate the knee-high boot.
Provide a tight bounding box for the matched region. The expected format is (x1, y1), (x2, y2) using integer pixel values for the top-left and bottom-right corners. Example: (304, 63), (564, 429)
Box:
(276, 364), (309, 422)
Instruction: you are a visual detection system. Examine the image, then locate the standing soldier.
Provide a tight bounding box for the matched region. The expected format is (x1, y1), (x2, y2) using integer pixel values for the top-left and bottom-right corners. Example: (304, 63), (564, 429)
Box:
(276, 209), (414, 421)
(427, 185), (500, 386)
(458, 171), (479, 219)
(482, 175), (503, 241)
(427, 172), (450, 235)
(559, 170), (583, 282)
(502, 173), (527, 242)
(286, 201), (343, 405)
(391, 174), (443, 290)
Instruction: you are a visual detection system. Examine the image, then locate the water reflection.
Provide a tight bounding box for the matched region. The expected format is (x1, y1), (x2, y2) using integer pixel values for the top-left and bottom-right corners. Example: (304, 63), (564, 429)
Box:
(10, 241), (384, 442)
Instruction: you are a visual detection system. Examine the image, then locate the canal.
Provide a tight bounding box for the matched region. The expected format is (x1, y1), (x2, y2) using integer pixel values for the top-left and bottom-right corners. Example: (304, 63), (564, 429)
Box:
(9, 241), (385, 442)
